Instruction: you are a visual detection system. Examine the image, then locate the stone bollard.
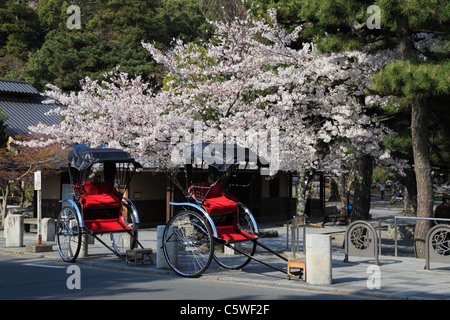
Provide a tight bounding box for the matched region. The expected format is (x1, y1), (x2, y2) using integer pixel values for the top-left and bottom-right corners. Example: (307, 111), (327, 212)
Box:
(41, 218), (55, 242)
(306, 234), (332, 285)
(5, 214), (24, 247)
(157, 225), (177, 269)
(79, 234), (89, 257)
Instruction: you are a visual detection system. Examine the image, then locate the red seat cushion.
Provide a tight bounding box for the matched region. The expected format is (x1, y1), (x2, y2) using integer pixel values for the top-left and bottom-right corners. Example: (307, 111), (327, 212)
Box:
(190, 183), (237, 215)
(80, 182), (122, 210)
(189, 183), (257, 242)
(203, 196), (237, 215)
(216, 226), (258, 242)
(84, 217), (131, 233)
(82, 181), (114, 194)
(79, 182), (125, 233)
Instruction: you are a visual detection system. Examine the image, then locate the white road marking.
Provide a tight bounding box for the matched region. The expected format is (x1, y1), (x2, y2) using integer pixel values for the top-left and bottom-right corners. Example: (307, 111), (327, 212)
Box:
(23, 263), (66, 269)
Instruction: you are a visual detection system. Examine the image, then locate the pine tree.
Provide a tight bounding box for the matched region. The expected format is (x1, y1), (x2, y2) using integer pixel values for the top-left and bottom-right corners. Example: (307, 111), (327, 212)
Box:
(250, 0), (449, 257)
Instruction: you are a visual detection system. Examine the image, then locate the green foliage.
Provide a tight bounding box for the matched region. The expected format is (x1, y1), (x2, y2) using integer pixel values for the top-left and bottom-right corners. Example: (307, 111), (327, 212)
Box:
(0, 0), (43, 61)
(248, 0), (377, 52)
(249, 0), (450, 54)
(36, 0), (67, 32)
(375, 0), (450, 31)
(371, 60), (450, 98)
(371, 60), (450, 169)
(21, 30), (157, 91)
(1, 0), (212, 91)
(372, 167), (389, 184)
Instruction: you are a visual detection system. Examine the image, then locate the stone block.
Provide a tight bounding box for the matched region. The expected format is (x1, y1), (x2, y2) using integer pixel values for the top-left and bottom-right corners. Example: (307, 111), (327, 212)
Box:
(41, 218), (55, 242)
(26, 244), (53, 253)
(157, 225), (177, 269)
(5, 214), (24, 247)
(306, 234), (332, 285)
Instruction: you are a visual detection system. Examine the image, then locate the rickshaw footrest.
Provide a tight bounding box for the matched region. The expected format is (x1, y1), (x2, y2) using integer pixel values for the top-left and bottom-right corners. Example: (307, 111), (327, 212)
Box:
(125, 249), (154, 266)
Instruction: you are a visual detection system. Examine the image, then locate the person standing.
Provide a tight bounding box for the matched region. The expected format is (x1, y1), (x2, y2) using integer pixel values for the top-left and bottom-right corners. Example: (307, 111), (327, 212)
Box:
(380, 184), (385, 200)
(435, 195), (450, 224)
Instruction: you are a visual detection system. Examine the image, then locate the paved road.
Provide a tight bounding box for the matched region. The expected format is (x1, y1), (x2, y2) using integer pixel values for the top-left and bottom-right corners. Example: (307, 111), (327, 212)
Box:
(0, 253), (377, 301)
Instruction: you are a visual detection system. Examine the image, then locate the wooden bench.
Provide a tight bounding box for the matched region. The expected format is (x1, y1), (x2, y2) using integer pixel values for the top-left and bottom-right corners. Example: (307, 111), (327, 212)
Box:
(322, 206), (348, 226)
(23, 218), (38, 232)
(287, 258), (306, 281)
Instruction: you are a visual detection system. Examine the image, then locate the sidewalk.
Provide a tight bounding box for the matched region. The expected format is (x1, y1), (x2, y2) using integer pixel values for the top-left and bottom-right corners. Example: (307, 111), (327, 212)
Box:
(1, 211), (450, 300)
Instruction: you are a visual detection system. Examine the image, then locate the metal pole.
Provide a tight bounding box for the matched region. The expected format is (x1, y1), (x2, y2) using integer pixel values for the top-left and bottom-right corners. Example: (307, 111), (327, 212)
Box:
(378, 219), (382, 256)
(303, 217), (306, 254)
(296, 216), (299, 255)
(291, 217), (296, 258)
(394, 217), (398, 257)
(286, 219), (290, 252)
(34, 171), (42, 245)
(37, 189), (41, 244)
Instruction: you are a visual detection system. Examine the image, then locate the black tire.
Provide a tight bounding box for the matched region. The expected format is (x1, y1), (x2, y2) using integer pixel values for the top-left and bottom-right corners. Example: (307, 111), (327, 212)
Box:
(163, 210), (214, 277)
(111, 202), (138, 255)
(56, 206), (82, 262)
(213, 209), (257, 270)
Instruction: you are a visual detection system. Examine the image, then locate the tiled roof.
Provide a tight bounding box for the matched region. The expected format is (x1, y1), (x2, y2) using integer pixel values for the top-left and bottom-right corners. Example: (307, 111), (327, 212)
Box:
(0, 80), (61, 138)
(0, 96), (61, 137)
(0, 79), (41, 96)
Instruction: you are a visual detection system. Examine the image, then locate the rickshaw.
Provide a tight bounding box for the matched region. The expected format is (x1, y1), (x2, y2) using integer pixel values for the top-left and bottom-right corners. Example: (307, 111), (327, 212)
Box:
(56, 146), (142, 262)
(162, 142), (289, 278)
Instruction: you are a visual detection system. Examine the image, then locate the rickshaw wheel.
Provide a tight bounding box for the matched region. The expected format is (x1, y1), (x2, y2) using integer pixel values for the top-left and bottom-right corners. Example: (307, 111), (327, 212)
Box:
(111, 202), (138, 255)
(163, 210), (214, 277)
(213, 210), (257, 270)
(56, 206), (82, 262)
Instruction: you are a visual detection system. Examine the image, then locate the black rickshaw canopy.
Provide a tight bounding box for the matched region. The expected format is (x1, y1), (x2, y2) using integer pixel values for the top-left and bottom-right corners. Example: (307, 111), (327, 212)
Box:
(68, 146), (142, 171)
(183, 142), (269, 172)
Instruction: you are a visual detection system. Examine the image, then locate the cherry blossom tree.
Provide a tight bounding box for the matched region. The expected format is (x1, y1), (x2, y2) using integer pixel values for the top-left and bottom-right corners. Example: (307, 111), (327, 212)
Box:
(143, 9), (407, 218)
(27, 8), (407, 219)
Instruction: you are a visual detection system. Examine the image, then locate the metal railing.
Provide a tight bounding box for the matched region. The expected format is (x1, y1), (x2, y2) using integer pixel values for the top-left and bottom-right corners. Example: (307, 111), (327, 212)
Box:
(393, 216), (450, 257)
(286, 214), (450, 259)
(371, 215), (450, 257)
(286, 215), (307, 257)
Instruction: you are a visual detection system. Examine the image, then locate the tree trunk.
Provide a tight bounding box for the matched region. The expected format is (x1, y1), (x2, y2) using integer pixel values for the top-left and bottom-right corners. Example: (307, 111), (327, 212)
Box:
(395, 13), (433, 259)
(337, 174), (352, 214)
(350, 155), (373, 222)
(396, 15), (414, 60)
(411, 97), (433, 258)
(399, 168), (418, 213)
(328, 177), (340, 202)
(1, 183), (10, 228)
(296, 170), (312, 216)
(403, 187), (411, 213)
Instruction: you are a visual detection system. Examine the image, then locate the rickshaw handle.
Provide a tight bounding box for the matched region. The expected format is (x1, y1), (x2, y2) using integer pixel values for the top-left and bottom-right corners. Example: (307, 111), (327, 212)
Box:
(61, 199), (85, 228)
(236, 202), (259, 234)
(123, 197), (140, 224)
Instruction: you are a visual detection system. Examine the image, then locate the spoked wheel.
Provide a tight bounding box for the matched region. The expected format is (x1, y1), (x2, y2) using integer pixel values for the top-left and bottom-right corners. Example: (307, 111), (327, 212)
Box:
(111, 202), (138, 255)
(213, 210), (257, 270)
(163, 210), (214, 277)
(56, 206), (82, 262)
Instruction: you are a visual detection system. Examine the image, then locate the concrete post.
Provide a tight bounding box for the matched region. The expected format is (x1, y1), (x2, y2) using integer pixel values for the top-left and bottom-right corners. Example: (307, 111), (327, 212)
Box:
(79, 234), (89, 257)
(306, 234), (332, 285)
(5, 214), (24, 247)
(41, 218), (55, 242)
(157, 225), (177, 269)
